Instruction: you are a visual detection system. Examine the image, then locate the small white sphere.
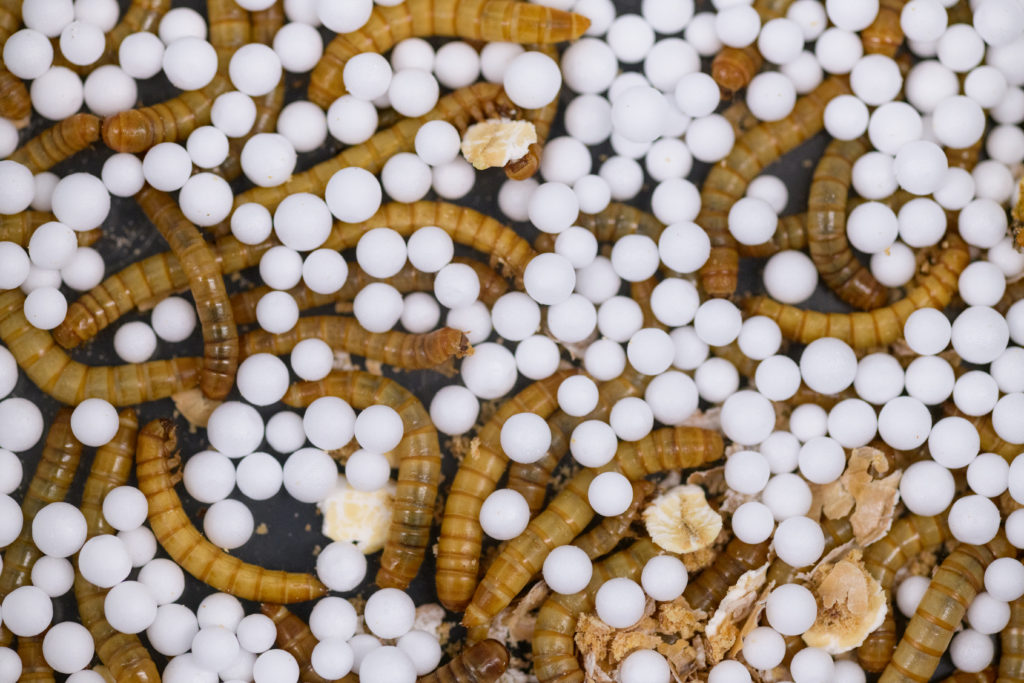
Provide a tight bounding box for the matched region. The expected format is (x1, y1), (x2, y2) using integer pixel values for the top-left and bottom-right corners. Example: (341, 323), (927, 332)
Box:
(900, 460), (956, 516)
(479, 489), (530, 540)
(207, 402), (264, 457)
(764, 250), (818, 303)
(429, 385), (479, 436)
(104, 580), (158, 635)
(461, 343), (517, 399)
(364, 588), (416, 640)
(595, 577), (646, 628)
(283, 448), (337, 503)
(800, 338), (857, 395)
(967, 592), (1010, 635)
(30, 555), (74, 598)
(77, 534), (131, 588)
(146, 604), (198, 657)
(236, 452), (284, 501)
(315, 541), (367, 592)
(949, 629), (995, 673)
(798, 437), (847, 484)
(203, 499), (254, 550)
(253, 649), (300, 683)
(985, 557), (1024, 601)
(500, 412), (551, 465)
(588, 471), (633, 517)
(761, 473), (813, 521)
(766, 583), (817, 635)
(32, 502), (86, 558)
(183, 450), (235, 503)
(41, 621), (93, 674)
(24, 286), (67, 331)
(774, 516), (826, 567)
(137, 558), (185, 606)
(70, 398), (119, 448)
(732, 501), (775, 544)
(543, 545), (593, 595)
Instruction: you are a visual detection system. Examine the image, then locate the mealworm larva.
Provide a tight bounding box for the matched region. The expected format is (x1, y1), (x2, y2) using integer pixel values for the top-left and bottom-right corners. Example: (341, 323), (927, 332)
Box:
(862, 0), (909, 56)
(721, 98), (760, 139)
(698, 75), (852, 297)
(533, 539), (662, 683)
(80, 409), (139, 538)
(683, 536), (771, 612)
(737, 212), (807, 258)
(573, 479), (653, 560)
(437, 371), (572, 611)
(308, 0), (588, 108)
(136, 418), (328, 602)
(533, 202), (664, 255)
(946, 137), (984, 172)
(712, 46), (763, 96)
(0, 212), (102, 249)
(226, 82), (527, 219)
(8, 113), (102, 174)
(326, 201), (537, 285)
(880, 534), (1014, 683)
(857, 514), (951, 672)
(138, 186), (239, 400)
(502, 44), (559, 182)
(53, 234), (273, 350)
(418, 639), (510, 683)
(507, 367), (650, 515)
(208, 0), (251, 66)
(281, 370), (441, 589)
(710, 340), (760, 380)
(101, 72), (233, 153)
(944, 405), (1019, 463)
(943, 669), (996, 683)
(807, 137), (888, 310)
(765, 516), (853, 587)
(463, 426), (723, 629)
(16, 634), (53, 683)
(82, 0), (171, 70)
(999, 597), (1024, 683)
(260, 604), (347, 683)
(241, 317), (472, 370)
(0, 289), (201, 405)
(744, 232), (969, 346)
(230, 283), (338, 327)
(0, 408), (81, 648)
(630, 277), (664, 329)
(0, 66), (30, 121)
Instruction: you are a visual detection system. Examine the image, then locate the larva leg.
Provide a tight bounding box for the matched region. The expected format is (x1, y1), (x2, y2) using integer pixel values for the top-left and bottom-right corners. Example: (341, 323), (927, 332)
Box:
(862, 0), (909, 56)
(880, 535), (1014, 683)
(807, 137), (888, 310)
(7, 113), (102, 174)
(418, 639), (510, 683)
(698, 75), (852, 297)
(436, 371), (572, 611)
(744, 232), (970, 347)
(0, 408), (82, 647)
(280, 371), (441, 589)
(138, 187), (239, 400)
(308, 0), (588, 108)
(683, 536), (771, 611)
(240, 317), (471, 370)
(573, 479), (653, 560)
(464, 427), (722, 629)
(136, 419), (328, 602)
(260, 604), (352, 683)
(16, 634), (54, 683)
(533, 539), (662, 683)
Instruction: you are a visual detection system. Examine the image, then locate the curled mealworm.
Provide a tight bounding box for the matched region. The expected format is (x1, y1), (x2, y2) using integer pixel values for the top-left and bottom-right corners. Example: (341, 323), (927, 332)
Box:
(463, 426), (723, 629)
(683, 536), (771, 612)
(573, 479), (653, 560)
(0, 289), (201, 405)
(807, 137), (888, 310)
(0, 212), (102, 249)
(138, 186), (239, 400)
(436, 371), (572, 611)
(281, 370), (441, 589)
(241, 317), (472, 370)
(260, 604), (349, 683)
(74, 408), (160, 683)
(507, 367), (650, 516)
(101, 73), (233, 153)
(326, 201), (538, 285)
(743, 232), (970, 347)
(999, 598), (1024, 682)
(308, 0), (588, 108)
(53, 234), (273, 350)
(0, 408), (81, 648)
(880, 534), (1014, 683)
(698, 75), (852, 297)
(533, 539), (662, 683)
(16, 634), (53, 683)
(862, 0), (909, 56)
(8, 113), (102, 174)
(136, 418), (328, 602)
(419, 639), (510, 683)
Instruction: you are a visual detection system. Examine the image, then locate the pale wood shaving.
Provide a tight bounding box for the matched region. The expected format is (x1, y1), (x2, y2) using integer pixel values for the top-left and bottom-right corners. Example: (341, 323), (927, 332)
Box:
(461, 119), (537, 170)
(802, 551), (887, 654)
(644, 485), (723, 554)
(703, 562), (769, 665)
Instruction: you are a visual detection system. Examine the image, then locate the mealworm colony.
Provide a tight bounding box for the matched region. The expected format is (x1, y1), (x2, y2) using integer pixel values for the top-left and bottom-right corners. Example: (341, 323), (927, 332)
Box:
(3, 0), (1024, 680)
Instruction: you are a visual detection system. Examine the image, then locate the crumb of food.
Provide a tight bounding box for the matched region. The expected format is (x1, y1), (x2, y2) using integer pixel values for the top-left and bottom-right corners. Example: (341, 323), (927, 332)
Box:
(703, 562), (768, 665)
(461, 119), (537, 170)
(332, 351), (357, 370)
(255, 522), (268, 535)
(802, 551), (887, 654)
(843, 447), (901, 545)
(413, 603), (446, 638)
(172, 388), (221, 428)
(681, 546), (718, 574)
(644, 484), (723, 554)
(489, 581), (550, 644)
(656, 597), (705, 640)
(318, 476), (395, 553)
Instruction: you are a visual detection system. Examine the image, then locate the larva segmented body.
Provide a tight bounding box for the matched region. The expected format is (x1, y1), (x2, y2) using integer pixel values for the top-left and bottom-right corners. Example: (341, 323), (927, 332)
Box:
(227, 82), (532, 219)
(0, 212), (101, 249)
(79, 409), (139, 538)
(437, 371), (573, 611)
(419, 639), (510, 683)
(0, 409), (81, 648)
(698, 75), (852, 297)
(737, 212), (808, 258)
(808, 137), (888, 310)
(944, 405), (1020, 463)
(136, 419), (328, 602)
(281, 370), (441, 589)
(241, 318), (472, 370)
(573, 479), (653, 560)
(765, 516), (853, 587)
(260, 604), (350, 683)
(507, 368), (650, 515)
(326, 201), (537, 285)
(944, 669), (996, 683)
(0, 289), (201, 405)
(463, 426), (723, 629)
(857, 514), (951, 672)
(998, 597), (1024, 683)
(683, 536), (771, 612)
(744, 232), (969, 347)
(533, 202), (664, 255)
(308, 0), (588, 108)
(8, 113), (102, 173)
(533, 539), (662, 683)
(84, 0), (172, 70)
(862, 0), (909, 56)
(53, 234), (273, 350)
(101, 72), (233, 153)
(16, 634), (53, 683)
(208, 0), (252, 67)
(880, 534), (1014, 683)
(230, 283), (337, 327)
(138, 186), (239, 400)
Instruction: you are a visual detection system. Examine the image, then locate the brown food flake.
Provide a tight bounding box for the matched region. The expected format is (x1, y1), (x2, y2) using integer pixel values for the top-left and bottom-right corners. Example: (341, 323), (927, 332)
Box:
(644, 485), (723, 554)
(703, 562), (768, 665)
(843, 447), (901, 545)
(802, 551), (887, 654)
(255, 522), (268, 535)
(461, 119), (537, 170)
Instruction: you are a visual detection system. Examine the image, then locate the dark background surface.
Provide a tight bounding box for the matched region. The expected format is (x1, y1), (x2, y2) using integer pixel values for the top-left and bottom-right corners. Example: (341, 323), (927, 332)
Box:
(6, 0), (860, 678)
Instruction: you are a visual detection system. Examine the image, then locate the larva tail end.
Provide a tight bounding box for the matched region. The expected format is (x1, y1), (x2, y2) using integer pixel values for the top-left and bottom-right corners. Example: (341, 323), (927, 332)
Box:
(473, 639), (511, 677)
(567, 12), (590, 39)
(102, 111), (157, 154)
(504, 143), (541, 180)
